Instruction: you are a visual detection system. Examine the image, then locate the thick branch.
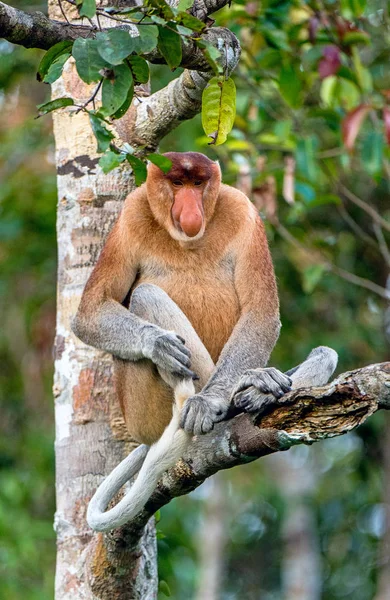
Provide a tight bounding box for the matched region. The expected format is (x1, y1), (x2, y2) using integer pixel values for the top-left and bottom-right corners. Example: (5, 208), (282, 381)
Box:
(117, 362), (390, 541)
(0, 1), (92, 49)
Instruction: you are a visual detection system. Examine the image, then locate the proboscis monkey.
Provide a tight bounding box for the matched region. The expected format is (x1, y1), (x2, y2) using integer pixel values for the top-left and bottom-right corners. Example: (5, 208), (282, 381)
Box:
(73, 152), (338, 531)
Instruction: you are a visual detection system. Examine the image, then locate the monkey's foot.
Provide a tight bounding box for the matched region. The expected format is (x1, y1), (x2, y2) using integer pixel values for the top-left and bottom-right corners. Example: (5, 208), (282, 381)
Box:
(180, 394), (227, 435)
(232, 367), (292, 414)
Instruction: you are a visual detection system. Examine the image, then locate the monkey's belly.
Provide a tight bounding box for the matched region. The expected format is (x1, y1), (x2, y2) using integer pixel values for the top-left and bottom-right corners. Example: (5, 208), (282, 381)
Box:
(134, 275), (240, 363)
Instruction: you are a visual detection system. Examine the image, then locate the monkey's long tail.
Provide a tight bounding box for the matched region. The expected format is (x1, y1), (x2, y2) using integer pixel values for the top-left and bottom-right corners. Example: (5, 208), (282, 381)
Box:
(87, 379), (195, 532)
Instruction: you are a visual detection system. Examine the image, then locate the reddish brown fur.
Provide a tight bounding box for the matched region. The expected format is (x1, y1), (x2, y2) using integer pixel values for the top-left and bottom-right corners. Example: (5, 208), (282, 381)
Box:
(76, 155), (279, 444)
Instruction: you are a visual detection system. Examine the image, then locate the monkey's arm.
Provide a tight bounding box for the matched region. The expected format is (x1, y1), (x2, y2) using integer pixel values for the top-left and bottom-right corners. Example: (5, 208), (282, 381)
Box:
(72, 209), (195, 379)
(181, 216), (283, 433)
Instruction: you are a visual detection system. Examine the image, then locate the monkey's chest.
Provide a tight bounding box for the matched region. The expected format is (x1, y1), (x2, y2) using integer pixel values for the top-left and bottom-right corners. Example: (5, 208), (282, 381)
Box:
(135, 260), (240, 362)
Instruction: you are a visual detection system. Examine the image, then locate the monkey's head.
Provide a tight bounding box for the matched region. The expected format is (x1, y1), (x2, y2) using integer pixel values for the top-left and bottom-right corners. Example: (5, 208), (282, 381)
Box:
(146, 152), (221, 242)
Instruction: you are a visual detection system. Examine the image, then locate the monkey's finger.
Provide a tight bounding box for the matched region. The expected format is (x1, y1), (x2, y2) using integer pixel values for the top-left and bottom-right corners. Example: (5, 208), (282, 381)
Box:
(170, 338), (191, 357)
(266, 368), (292, 391)
(165, 345), (192, 367)
(180, 401), (197, 432)
(163, 356), (197, 380)
(176, 334), (186, 345)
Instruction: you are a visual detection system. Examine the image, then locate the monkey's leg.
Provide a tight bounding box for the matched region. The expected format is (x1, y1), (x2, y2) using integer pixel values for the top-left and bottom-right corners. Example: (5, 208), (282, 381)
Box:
(233, 346), (338, 415)
(116, 283), (215, 444)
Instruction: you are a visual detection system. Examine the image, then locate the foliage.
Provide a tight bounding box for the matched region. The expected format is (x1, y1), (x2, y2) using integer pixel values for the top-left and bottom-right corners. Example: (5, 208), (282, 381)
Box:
(0, 39), (56, 600)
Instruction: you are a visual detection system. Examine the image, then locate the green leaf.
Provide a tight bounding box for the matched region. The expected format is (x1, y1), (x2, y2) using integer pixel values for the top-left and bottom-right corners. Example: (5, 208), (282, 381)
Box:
(132, 25), (159, 53)
(145, 0), (174, 20)
(43, 52), (70, 84)
(36, 97), (74, 117)
(37, 41), (73, 82)
(36, 97), (74, 116)
(146, 153), (172, 173)
(79, 0), (96, 18)
(343, 31), (370, 46)
(202, 76), (236, 145)
(302, 264), (326, 294)
(96, 29), (134, 66)
(320, 76), (360, 110)
(127, 155), (148, 185)
(128, 56), (149, 84)
(295, 180), (316, 203)
(72, 38), (110, 84)
(101, 64), (133, 117)
(89, 114), (114, 152)
(195, 39), (221, 74)
(157, 24), (182, 69)
(262, 28), (290, 51)
(111, 78), (134, 119)
(296, 137), (318, 182)
(99, 151), (126, 173)
(159, 580), (171, 597)
(178, 12), (205, 32)
(361, 131), (383, 176)
(278, 64), (302, 109)
(177, 0), (194, 9)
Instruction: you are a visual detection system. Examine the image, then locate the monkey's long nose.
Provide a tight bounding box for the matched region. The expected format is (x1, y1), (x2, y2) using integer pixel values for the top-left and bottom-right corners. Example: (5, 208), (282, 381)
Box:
(180, 204), (203, 237)
(172, 189), (204, 237)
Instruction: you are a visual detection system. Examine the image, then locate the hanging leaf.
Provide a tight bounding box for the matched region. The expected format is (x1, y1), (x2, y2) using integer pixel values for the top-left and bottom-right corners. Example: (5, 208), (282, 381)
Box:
(99, 151), (126, 173)
(127, 155), (148, 186)
(342, 104), (371, 150)
(111, 79), (134, 120)
(89, 114), (114, 152)
(128, 56), (149, 84)
(146, 153), (172, 173)
(72, 38), (110, 84)
(157, 24), (182, 69)
(132, 25), (159, 54)
(36, 97), (74, 117)
(43, 53), (71, 84)
(79, 0), (96, 19)
(202, 77), (236, 145)
(37, 41), (73, 82)
(96, 29), (135, 66)
(101, 64), (133, 117)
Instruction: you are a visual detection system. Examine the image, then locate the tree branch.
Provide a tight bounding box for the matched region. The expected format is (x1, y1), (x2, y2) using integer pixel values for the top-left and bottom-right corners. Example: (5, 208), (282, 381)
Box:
(0, 1), (93, 49)
(115, 362), (390, 541)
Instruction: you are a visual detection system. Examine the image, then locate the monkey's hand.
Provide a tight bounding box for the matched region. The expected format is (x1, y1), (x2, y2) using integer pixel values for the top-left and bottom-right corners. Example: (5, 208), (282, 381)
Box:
(180, 393), (227, 435)
(143, 328), (197, 380)
(232, 367), (292, 414)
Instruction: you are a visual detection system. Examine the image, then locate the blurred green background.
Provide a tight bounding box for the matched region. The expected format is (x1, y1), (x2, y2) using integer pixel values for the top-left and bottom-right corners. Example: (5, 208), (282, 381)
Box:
(0, 1), (389, 599)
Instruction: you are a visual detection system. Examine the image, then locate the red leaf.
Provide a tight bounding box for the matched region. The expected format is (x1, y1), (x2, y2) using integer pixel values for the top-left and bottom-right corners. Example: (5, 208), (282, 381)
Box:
(384, 107), (390, 146)
(342, 104), (371, 151)
(318, 45), (341, 79)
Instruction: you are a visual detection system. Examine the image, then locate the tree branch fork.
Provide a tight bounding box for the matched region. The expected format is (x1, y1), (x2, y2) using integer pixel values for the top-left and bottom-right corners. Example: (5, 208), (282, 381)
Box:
(120, 362), (390, 537)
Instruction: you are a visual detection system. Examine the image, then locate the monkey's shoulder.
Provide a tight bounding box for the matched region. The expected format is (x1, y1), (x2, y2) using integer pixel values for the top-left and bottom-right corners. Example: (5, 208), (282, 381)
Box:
(213, 183), (261, 236)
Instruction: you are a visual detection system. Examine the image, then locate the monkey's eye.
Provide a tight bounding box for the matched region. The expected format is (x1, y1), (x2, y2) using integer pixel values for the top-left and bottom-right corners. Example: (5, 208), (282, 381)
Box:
(194, 181), (202, 186)
(172, 180), (183, 186)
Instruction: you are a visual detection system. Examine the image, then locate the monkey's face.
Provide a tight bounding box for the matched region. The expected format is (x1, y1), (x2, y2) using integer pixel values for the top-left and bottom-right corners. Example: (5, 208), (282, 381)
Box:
(146, 152), (221, 243)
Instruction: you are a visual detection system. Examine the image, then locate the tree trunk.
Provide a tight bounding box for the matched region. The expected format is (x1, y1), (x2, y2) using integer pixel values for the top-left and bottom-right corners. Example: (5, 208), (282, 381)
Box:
(49, 4), (158, 597)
